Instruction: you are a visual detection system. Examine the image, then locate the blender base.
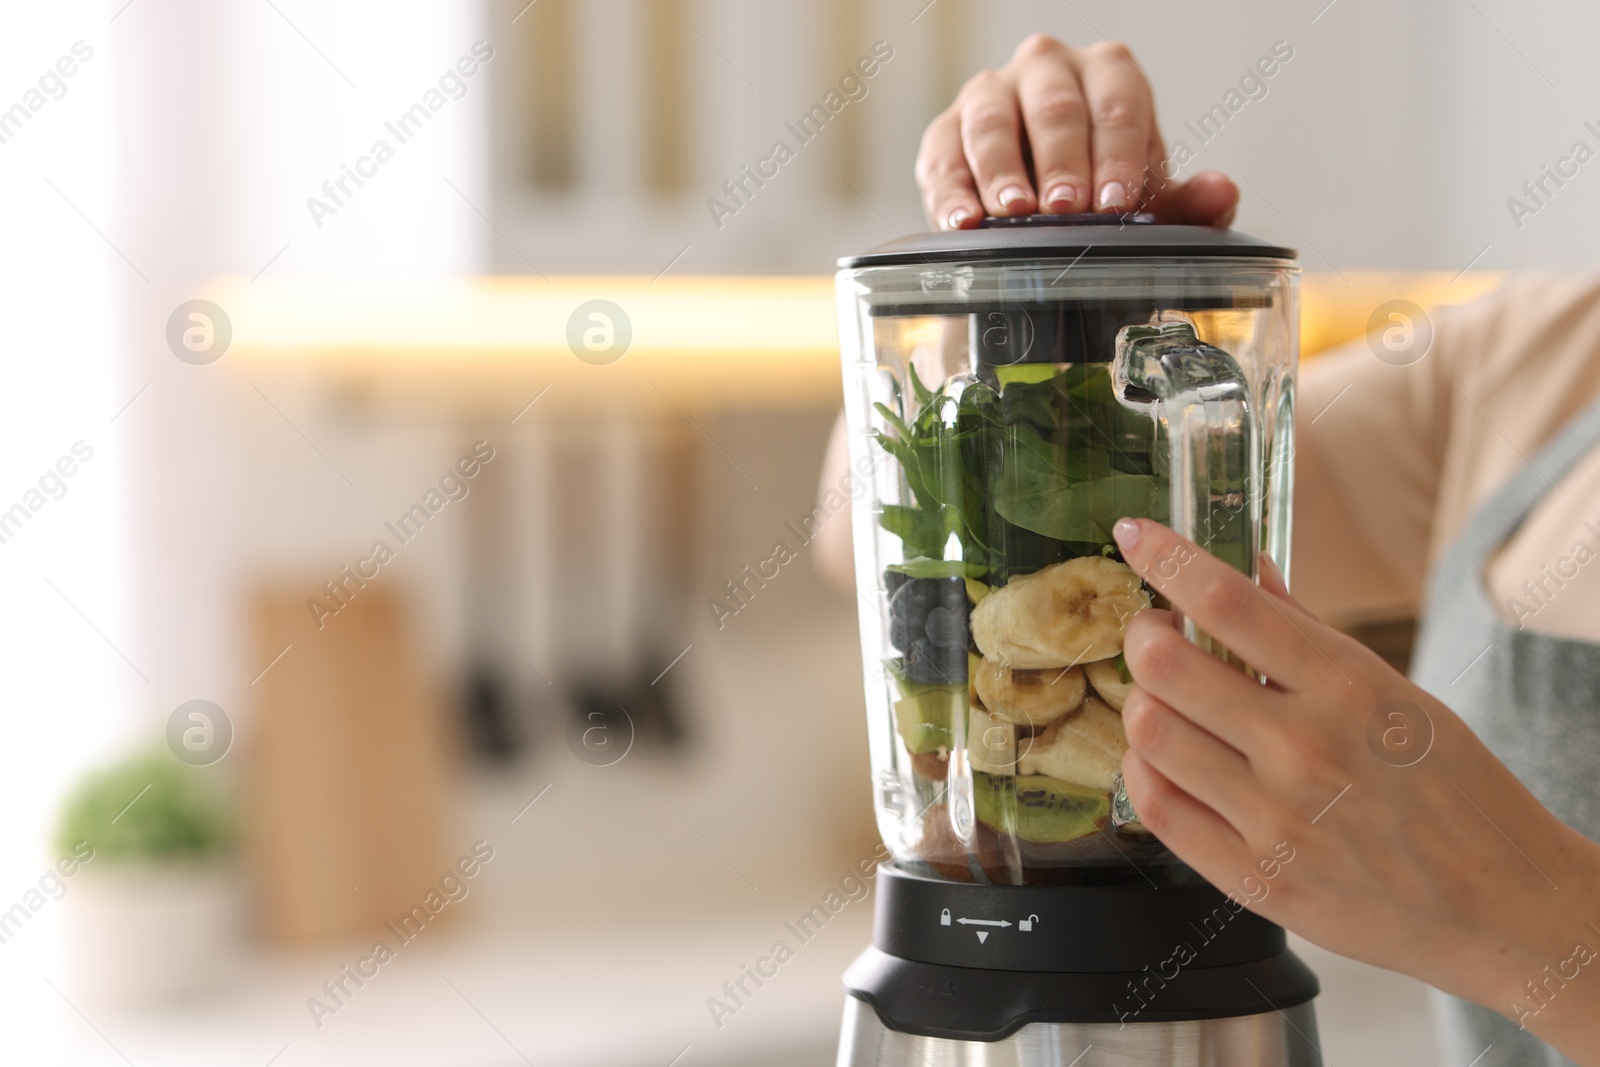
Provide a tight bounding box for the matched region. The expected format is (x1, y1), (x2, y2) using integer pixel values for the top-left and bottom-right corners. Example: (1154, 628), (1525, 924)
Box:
(836, 994), (1321, 1067)
(835, 866), (1322, 1066)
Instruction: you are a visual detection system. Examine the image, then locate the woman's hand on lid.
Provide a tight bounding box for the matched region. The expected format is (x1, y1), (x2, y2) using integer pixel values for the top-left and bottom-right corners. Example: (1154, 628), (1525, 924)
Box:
(916, 35), (1239, 230)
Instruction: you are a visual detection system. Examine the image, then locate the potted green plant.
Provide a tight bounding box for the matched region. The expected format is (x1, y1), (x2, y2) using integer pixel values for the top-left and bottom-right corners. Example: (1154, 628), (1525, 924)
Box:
(55, 747), (239, 1006)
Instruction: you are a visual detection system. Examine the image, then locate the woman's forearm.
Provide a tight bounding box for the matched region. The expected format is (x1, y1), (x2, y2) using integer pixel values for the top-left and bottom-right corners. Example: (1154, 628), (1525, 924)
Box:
(1481, 827), (1600, 1063)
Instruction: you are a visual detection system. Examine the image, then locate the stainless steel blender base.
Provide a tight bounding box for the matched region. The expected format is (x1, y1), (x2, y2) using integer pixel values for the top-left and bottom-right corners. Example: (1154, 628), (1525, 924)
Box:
(836, 996), (1322, 1067)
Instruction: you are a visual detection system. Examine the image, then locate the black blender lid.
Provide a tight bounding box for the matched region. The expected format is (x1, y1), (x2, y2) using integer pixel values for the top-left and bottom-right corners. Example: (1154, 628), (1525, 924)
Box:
(838, 212), (1295, 269)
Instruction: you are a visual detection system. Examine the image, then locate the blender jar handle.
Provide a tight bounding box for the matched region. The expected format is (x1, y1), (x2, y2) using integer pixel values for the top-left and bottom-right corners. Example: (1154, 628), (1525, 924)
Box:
(1112, 320), (1258, 662)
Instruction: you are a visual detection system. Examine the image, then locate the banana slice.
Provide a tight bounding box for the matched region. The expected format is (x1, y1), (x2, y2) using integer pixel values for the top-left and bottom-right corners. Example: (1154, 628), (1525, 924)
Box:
(1017, 695), (1128, 791)
(972, 661), (1086, 728)
(967, 706), (1017, 775)
(970, 556), (1150, 669)
(1085, 658), (1134, 711)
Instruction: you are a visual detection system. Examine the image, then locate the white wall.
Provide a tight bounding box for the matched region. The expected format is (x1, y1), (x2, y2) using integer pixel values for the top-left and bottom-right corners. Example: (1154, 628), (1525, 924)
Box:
(0, 3), (121, 883)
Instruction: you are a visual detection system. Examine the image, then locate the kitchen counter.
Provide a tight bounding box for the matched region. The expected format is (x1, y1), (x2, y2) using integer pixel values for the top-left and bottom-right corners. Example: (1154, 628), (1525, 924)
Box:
(5, 894), (1442, 1066)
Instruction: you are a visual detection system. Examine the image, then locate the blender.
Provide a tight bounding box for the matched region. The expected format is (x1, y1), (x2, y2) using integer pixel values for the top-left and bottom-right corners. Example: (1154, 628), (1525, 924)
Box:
(832, 215), (1320, 1066)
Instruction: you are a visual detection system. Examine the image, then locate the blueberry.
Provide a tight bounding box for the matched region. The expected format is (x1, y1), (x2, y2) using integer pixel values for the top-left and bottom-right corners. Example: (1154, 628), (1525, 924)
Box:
(905, 636), (968, 685)
(883, 569), (910, 600)
(889, 615), (913, 652)
(904, 639), (946, 685)
(889, 579), (938, 626)
(934, 644), (967, 681)
(924, 605), (967, 648)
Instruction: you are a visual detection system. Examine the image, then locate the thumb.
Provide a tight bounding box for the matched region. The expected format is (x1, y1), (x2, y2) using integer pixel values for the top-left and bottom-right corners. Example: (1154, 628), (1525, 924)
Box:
(1146, 170), (1239, 226)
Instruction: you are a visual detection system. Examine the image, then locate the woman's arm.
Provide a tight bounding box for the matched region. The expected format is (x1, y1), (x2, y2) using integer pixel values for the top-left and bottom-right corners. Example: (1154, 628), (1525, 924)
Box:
(813, 412), (856, 592)
(1111, 516), (1600, 1064)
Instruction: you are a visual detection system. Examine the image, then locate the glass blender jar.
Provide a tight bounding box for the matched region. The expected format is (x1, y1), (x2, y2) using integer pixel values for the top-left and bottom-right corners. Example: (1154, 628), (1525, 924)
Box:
(833, 215), (1320, 1066)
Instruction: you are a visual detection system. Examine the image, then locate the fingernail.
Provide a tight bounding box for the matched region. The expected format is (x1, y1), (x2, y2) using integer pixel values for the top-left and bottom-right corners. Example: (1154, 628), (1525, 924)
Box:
(946, 208), (972, 230)
(997, 185), (1030, 211)
(1043, 184), (1078, 211)
(1113, 517), (1142, 550)
(1096, 180), (1130, 211)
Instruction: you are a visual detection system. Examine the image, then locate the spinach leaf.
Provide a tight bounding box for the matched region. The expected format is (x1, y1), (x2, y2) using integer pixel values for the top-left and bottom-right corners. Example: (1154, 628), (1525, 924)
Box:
(998, 377), (1059, 432)
(993, 461), (1166, 544)
(879, 504), (944, 561)
(1007, 422), (1112, 481)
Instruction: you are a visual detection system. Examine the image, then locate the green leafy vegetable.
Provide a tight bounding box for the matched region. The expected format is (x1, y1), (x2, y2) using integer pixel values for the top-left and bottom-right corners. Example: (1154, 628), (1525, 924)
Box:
(994, 469), (1165, 543)
(878, 504), (944, 561)
(888, 559), (988, 579)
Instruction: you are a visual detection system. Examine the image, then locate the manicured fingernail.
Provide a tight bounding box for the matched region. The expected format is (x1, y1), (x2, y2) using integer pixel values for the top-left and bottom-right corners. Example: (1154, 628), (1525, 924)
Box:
(1043, 184), (1078, 210)
(1113, 518), (1142, 550)
(1097, 180), (1130, 211)
(997, 185), (1030, 210)
(946, 208), (972, 230)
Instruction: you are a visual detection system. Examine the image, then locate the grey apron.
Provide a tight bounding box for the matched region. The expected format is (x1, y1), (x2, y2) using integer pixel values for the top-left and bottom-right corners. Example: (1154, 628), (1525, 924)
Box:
(1410, 397), (1600, 1067)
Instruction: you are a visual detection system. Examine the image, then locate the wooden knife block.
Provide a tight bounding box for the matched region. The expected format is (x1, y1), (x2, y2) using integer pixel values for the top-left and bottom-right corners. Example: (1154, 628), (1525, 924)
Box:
(247, 585), (456, 944)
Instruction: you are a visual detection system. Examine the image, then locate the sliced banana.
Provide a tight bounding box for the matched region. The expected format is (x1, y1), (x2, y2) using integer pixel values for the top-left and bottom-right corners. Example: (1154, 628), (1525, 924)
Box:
(967, 706), (1017, 775)
(1064, 695), (1129, 755)
(972, 661), (1086, 728)
(1085, 657), (1134, 711)
(970, 556), (1150, 670)
(1017, 695), (1129, 792)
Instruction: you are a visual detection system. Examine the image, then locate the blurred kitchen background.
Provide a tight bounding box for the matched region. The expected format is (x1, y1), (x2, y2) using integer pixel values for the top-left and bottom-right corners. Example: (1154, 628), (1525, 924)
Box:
(1, 0), (1596, 1064)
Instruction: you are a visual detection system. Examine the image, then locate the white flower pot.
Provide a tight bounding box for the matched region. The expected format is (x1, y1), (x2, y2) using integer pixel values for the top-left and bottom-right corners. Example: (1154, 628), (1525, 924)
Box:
(61, 861), (242, 1008)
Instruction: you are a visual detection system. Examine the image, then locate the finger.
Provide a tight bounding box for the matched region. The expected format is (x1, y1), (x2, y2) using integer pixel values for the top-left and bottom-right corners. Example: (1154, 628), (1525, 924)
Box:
(1119, 748), (1249, 873)
(957, 70), (1038, 216)
(1013, 38), (1091, 213)
(1146, 170), (1241, 226)
(1112, 518), (1344, 691)
(916, 107), (984, 230)
(1121, 687), (1266, 835)
(1134, 117), (1173, 211)
(1258, 552), (1291, 600)
(1256, 553), (1319, 623)
(1123, 609), (1290, 758)
(1076, 41), (1153, 212)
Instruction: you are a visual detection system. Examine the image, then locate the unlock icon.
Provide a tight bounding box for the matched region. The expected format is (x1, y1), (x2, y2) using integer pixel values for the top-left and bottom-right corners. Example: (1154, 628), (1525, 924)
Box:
(940, 908), (951, 926)
(1019, 914), (1038, 932)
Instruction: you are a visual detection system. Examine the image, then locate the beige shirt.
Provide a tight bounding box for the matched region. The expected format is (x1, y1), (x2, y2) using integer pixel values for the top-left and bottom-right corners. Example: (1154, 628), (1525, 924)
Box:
(1296, 273), (1600, 642)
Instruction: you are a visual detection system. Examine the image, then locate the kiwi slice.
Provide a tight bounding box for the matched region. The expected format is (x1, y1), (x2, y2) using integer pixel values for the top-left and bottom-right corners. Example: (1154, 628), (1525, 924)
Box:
(973, 772), (1110, 844)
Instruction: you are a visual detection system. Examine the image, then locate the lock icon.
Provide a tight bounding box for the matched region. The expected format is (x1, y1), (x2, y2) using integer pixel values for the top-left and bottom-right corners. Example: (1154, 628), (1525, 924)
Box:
(940, 908), (951, 926)
(1019, 914), (1038, 932)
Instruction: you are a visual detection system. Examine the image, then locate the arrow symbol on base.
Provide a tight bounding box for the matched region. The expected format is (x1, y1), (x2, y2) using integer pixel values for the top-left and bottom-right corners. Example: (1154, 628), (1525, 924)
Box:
(976, 931), (988, 943)
(956, 918), (1012, 928)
